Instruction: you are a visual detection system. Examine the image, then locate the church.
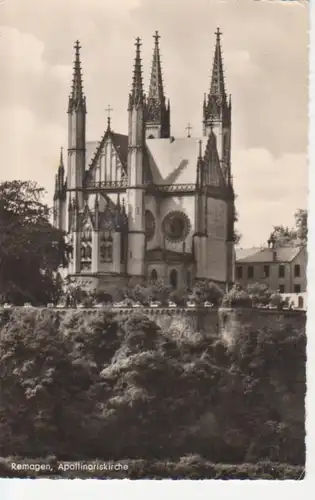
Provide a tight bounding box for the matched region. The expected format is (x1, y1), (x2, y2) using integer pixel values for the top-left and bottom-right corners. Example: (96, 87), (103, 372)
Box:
(53, 29), (235, 292)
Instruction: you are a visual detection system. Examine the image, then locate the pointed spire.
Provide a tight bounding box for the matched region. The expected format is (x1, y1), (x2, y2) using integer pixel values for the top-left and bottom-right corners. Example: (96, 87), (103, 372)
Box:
(209, 28), (226, 102)
(129, 37), (144, 108)
(203, 28), (228, 129)
(68, 40), (86, 112)
(148, 31), (165, 102)
(196, 140), (204, 189)
(59, 146), (64, 168)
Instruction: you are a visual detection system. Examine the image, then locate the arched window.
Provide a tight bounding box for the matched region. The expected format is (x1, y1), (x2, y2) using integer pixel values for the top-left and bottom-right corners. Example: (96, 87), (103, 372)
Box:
(85, 244), (92, 260)
(170, 269), (178, 289)
(100, 233), (113, 263)
(298, 296), (304, 309)
(151, 269), (158, 283)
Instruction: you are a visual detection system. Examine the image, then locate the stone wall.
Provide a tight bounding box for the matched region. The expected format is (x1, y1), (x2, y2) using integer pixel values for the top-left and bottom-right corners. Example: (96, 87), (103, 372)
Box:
(218, 307), (306, 346)
(19, 306), (305, 339)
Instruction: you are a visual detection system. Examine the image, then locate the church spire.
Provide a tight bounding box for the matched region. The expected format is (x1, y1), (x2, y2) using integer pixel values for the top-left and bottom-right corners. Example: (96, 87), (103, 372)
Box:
(210, 28), (227, 106)
(129, 37), (144, 108)
(148, 31), (164, 102)
(68, 40), (86, 113)
(145, 31), (170, 139)
(203, 28), (228, 132)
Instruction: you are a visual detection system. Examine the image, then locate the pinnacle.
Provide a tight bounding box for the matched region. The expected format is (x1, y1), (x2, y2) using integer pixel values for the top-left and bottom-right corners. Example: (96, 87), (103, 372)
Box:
(148, 30), (165, 102)
(130, 37), (144, 105)
(69, 40), (85, 107)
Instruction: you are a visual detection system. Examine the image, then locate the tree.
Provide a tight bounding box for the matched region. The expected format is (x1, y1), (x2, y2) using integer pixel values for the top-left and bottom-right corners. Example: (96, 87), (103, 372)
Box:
(233, 208), (242, 245)
(191, 280), (224, 305)
(271, 208), (307, 247)
(295, 209), (307, 245)
(246, 283), (272, 307)
(0, 309), (93, 457)
(222, 285), (252, 308)
(0, 181), (70, 305)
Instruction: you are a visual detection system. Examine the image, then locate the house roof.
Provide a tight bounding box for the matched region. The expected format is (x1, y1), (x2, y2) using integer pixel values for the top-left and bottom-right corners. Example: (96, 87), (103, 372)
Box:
(145, 136), (209, 185)
(236, 246), (303, 264)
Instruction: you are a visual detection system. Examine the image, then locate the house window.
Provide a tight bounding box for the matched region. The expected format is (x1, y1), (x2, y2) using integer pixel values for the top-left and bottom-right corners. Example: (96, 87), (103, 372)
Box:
(247, 266), (254, 279)
(236, 266), (243, 279)
(278, 265), (285, 278)
(279, 285), (285, 293)
(294, 284), (301, 294)
(263, 265), (270, 278)
(294, 264), (301, 278)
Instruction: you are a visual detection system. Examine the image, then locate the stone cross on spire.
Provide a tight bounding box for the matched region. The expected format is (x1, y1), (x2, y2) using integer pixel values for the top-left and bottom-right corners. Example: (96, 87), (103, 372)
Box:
(105, 105), (113, 129)
(185, 123), (193, 138)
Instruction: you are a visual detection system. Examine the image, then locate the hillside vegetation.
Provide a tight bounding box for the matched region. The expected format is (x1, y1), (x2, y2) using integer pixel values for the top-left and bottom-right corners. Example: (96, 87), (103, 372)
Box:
(0, 307), (305, 478)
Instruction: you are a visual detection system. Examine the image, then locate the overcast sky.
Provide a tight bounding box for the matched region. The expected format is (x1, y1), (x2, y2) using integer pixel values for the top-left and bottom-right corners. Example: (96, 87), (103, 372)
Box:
(0, 0), (308, 247)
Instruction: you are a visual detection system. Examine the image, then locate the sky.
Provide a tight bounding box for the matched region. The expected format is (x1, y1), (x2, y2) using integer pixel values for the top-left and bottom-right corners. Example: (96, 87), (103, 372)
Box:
(0, 0), (309, 247)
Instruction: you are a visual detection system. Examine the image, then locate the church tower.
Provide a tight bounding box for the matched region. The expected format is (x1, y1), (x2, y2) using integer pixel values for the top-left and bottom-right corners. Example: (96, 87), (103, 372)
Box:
(126, 38), (146, 279)
(203, 28), (232, 185)
(145, 31), (170, 139)
(67, 41), (86, 210)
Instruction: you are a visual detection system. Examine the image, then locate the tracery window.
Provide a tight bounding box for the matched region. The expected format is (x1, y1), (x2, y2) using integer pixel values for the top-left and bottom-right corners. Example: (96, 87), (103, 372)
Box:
(162, 211), (190, 243)
(100, 233), (113, 263)
(145, 210), (156, 242)
(80, 220), (92, 270)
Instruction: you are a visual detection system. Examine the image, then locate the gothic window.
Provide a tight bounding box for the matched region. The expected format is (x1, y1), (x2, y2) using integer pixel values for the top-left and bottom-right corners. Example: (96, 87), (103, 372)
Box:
(100, 233), (113, 263)
(82, 221), (92, 241)
(162, 211), (190, 243)
(170, 269), (178, 289)
(145, 210), (156, 242)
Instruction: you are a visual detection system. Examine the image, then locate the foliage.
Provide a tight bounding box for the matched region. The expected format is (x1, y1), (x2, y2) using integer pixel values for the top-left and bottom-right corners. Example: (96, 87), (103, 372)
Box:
(271, 208), (307, 247)
(191, 280), (224, 306)
(246, 283), (272, 307)
(222, 285), (252, 308)
(0, 307), (305, 468)
(169, 287), (189, 306)
(123, 279), (171, 305)
(270, 293), (284, 309)
(0, 181), (70, 305)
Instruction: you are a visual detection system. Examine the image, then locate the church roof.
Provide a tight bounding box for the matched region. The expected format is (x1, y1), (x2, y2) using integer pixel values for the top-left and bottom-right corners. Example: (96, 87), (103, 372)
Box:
(145, 137), (209, 185)
(85, 133), (128, 171)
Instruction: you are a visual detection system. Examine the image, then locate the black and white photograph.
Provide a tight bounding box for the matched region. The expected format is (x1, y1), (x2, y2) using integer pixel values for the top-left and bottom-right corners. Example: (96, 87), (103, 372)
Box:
(0, 0), (309, 489)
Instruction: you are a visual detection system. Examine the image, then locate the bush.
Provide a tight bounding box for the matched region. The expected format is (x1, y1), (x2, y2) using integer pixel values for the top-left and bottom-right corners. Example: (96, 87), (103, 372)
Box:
(222, 285), (252, 308)
(246, 283), (271, 307)
(191, 280), (224, 306)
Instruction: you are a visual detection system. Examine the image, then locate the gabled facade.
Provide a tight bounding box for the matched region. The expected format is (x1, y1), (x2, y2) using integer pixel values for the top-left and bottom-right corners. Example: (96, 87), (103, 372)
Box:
(53, 30), (235, 293)
(235, 238), (307, 294)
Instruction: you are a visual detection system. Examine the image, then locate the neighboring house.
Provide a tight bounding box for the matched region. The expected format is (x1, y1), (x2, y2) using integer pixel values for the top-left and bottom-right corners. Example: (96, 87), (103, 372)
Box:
(235, 239), (307, 294)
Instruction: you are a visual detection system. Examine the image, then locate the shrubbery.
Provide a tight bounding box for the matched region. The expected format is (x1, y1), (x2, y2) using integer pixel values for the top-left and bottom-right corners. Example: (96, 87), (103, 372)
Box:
(0, 307), (305, 474)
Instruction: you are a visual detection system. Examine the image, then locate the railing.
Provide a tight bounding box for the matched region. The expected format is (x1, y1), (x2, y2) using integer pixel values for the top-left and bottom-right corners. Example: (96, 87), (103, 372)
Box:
(86, 179), (128, 190)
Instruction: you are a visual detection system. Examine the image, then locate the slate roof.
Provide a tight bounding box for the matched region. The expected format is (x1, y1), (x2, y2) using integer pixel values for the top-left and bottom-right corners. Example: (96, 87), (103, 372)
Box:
(236, 246), (303, 264)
